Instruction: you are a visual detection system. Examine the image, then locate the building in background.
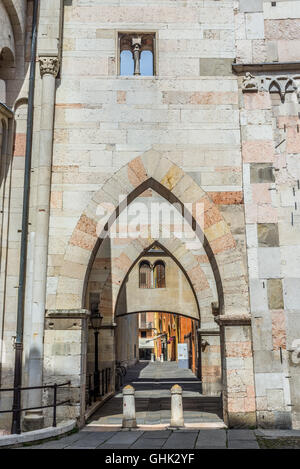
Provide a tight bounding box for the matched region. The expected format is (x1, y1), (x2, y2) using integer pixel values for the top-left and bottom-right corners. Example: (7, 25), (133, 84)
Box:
(138, 312), (155, 361)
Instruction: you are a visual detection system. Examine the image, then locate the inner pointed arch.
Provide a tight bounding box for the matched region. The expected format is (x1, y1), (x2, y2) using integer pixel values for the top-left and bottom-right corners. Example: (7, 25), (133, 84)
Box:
(82, 177), (224, 310)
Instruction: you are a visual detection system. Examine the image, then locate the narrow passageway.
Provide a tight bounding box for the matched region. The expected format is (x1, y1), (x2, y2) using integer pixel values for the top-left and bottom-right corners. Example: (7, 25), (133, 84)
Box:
(87, 361), (224, 427)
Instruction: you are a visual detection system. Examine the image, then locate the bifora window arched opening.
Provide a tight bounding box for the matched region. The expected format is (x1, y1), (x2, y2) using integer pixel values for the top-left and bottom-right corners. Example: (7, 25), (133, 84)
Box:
(119, 32), (155, 76)
(120, 50), (134, 76)
(139, 260), (151, 289)
(153, 260), (166, 288)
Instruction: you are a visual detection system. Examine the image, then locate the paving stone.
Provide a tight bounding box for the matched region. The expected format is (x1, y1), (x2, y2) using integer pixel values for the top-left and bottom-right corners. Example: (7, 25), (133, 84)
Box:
(196, 430), (227, 448)
(228, 440), (259, 449)
(130, 438), (166, 449)
(65, 431), (116, 448)
(228, 430), (257, 441)
(142, 431), (172, 439)
(104, 431), (143, 445)
(162, 432), (198, 449)
(97, 443), (133, 449)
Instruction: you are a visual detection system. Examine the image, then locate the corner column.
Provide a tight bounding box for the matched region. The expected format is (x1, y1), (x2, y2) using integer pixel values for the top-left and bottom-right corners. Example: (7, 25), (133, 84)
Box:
(43, 310), (90, 428)
(215, 314), (257, 428)
(23, 56), (60, 431)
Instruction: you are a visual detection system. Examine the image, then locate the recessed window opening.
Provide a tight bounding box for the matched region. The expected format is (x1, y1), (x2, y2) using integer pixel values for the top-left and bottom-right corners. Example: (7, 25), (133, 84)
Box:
(119, 32), (155, 76)
(139, 261), (151, 288)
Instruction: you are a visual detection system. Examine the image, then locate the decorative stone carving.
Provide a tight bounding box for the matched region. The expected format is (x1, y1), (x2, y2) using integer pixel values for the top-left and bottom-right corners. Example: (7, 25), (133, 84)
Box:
(242, 72), (259, 92)
(39, 56), (60, 77)
(263, 75), (299, 103)
(242, 71), (300, 103)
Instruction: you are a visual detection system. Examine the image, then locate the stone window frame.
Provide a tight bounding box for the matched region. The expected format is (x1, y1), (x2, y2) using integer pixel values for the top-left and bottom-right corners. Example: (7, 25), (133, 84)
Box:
(139, 259), (166, 289)
(116, 30), (158, 76)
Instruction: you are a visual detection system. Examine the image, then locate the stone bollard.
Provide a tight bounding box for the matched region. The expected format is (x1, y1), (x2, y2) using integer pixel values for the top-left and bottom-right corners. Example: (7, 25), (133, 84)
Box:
(151, 353), (155, 362)
(122, 385), (137, 428)
(169, 384), (184, 428)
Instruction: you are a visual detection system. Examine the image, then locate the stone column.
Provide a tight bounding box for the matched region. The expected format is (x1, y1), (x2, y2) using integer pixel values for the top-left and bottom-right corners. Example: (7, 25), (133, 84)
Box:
(215, 314), (257, 428)
(0, 79), (6, 102)
(132, 37), (141, 76)
(23, 56), (60, 431)
(43, 310), (90, 428)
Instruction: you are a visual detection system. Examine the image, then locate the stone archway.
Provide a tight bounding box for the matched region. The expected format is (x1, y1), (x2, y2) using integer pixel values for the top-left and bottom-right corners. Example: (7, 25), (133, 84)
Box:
(55, 151), (249, 317)
(87, 234), (216, 323)
(47, 151), (256, 428)
(87, 235), (222, 397)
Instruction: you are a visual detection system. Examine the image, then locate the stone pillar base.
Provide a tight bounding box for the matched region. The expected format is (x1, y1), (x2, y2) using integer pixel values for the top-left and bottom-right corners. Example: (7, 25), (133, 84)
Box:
(215, 313), (257, 429)
(22, 411), (44, 432)
(44, 309), (90, 428)
(226, 411), (257, 429)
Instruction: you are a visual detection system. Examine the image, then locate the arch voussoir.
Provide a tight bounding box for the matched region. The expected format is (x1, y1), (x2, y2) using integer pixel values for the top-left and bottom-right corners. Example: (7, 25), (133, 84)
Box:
(55, 151), (249, 317)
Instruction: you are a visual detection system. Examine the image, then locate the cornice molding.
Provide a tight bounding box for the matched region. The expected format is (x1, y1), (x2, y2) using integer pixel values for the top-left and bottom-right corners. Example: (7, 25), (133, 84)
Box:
(214, 313), (251, 327)
(232, 62), (300, 74)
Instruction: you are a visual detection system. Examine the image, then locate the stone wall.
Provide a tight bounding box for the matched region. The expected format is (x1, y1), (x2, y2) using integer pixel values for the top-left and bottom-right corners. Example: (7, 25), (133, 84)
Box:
(1, 0), (300, 431)
(115, 253), (200, 319)
(238, 0), (300, 429)
(0, 0), (33, 430)
(115, 315), (139, 367)
(236, 0), (300, 63)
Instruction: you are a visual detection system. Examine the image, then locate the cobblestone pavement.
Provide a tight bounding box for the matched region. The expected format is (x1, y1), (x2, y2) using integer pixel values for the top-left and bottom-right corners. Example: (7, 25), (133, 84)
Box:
(15, 362), (300, 449)
(88, 361), (223, 427)
(17, 429), (261, 449)
(17, 428), (300, 450)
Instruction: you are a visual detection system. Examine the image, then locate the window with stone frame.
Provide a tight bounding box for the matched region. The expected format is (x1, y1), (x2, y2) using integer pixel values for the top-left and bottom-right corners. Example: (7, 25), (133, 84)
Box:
(153, 260), (166, 288)
(119, 32), (155, 76)
(139, 261), (151, 288)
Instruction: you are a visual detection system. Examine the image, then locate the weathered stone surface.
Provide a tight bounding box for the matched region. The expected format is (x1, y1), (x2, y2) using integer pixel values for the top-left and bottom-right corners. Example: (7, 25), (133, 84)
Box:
(239, 0), (263, 13)
(257, 223), (279, 247)
(200, 58), (233, 76)
(250, 164), (275, 183)
(267, 280), (284, 310)
(2, 0), (300, 435)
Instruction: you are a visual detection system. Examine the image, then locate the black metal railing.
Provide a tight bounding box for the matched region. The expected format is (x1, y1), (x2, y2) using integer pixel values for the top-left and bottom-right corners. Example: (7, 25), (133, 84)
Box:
(0, 381), (71, 432)
(86, 368), (111, 408)
(115, 362), (127, 392)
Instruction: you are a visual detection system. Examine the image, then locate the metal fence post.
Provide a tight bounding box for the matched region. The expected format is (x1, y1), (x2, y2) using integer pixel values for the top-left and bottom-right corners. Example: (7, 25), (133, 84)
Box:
(88, 375), (92, 406)
(53, 383), (57, 427)
(101, 369), (105, 396)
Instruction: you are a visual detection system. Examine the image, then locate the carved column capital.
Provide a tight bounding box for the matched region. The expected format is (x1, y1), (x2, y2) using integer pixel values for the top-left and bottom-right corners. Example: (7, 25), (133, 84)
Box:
(39, 56), (60, 77)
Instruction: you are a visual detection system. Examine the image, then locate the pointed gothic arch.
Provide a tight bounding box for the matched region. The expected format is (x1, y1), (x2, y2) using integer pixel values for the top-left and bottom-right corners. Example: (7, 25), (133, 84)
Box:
(91, 239), (206, 322)
(55, 151), (249, 318)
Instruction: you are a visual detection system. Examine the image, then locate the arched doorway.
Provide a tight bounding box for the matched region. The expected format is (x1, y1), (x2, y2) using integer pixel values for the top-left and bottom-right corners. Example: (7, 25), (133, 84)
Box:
(46, 152), (256, 428)
(83, 192), (222, 425)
